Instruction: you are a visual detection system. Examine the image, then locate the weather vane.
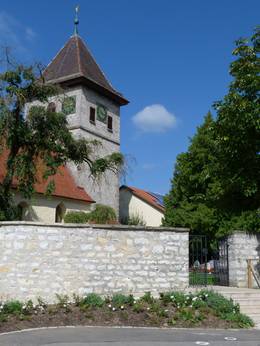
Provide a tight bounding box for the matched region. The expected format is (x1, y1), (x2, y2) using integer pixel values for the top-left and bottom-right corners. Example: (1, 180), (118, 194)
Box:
(74, 5), (80, 35)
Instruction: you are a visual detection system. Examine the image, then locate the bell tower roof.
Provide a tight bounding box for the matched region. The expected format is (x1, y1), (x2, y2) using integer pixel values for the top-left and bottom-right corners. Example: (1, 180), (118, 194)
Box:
(43, 35), (128, 106)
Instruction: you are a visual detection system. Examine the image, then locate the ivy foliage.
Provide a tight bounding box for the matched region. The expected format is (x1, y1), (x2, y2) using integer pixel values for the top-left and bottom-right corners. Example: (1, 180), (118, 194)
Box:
(0, 63), (124, 220)
(163, 28), (260, 238)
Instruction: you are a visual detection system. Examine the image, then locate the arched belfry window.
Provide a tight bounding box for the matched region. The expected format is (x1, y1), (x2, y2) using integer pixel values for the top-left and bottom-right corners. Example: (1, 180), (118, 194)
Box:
(17, 202), (32, 221)
(55, 203), (66, 223)
(47, 102), (56, 113)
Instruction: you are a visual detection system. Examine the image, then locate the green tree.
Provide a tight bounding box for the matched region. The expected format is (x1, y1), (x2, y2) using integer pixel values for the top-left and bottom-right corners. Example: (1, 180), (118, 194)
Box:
(163, 28), (260, 237)
(0, 63), (123, 220)
(213, 28), (260, 212)
(163, 112), (221, 238)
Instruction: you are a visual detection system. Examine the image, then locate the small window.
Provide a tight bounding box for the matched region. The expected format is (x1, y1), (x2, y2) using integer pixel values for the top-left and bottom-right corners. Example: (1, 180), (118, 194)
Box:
(47, 102), (56, 113)
(89, 107), (96, 124)
(107, 115), (113, 132)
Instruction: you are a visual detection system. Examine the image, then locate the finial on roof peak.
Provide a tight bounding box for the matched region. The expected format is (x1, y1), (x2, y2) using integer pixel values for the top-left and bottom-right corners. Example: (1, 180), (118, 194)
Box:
(74, 5), (80, 36)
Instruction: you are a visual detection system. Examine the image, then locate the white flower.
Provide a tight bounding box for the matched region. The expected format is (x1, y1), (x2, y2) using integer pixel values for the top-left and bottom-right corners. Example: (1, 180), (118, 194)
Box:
(108, 304), (112, 308)
(147, 307), (150, 311)
(112, 307), (116, 311)
(120, 305), (124, 310)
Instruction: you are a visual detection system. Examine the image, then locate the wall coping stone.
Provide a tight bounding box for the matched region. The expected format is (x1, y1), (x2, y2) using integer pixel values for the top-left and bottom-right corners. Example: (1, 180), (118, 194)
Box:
(0, 221), (189, 233)
(230, 230), (260, 235)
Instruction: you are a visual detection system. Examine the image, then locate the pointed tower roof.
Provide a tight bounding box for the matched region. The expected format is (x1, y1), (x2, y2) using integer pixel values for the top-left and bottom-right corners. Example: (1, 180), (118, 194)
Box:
(43, 35), (128, 106)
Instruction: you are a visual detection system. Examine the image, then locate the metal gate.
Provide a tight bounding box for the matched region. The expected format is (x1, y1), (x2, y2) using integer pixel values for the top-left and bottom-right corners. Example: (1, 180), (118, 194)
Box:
(189, 235), (229, 287)
(214, 238), (229, 286)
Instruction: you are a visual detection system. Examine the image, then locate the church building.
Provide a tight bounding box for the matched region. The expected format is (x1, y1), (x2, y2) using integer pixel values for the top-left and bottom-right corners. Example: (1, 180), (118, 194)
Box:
(0, 15), (128, 223)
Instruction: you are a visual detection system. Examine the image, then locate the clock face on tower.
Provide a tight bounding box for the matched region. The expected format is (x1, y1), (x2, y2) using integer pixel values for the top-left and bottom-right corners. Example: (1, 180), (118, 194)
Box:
(97, 104), (107, 123)
(62, 96), (76, 115)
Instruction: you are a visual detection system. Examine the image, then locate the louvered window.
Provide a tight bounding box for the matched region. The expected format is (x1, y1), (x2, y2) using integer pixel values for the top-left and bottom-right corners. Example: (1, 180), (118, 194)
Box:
(90, 107), (96, 124)
(107, 116), (113, 132)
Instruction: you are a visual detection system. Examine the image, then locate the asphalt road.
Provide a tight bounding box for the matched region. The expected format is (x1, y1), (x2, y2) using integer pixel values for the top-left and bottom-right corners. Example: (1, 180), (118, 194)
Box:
(0, 326), (260, 346)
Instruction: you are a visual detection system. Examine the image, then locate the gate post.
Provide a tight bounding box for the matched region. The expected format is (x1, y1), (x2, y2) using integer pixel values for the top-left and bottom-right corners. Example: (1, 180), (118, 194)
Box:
(247, 259), (253, 288)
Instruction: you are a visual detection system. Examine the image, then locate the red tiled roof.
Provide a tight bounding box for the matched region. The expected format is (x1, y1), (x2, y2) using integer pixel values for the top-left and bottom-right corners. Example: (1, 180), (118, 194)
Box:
(121, 185), (165, 213)
(0, 149), (94, 203)
(43, 35), (129, 106)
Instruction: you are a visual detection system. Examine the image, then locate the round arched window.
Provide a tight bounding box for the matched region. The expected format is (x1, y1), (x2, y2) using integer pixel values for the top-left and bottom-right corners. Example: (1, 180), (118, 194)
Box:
(55, 203), (66, 223)
(17, 202), (32, 221)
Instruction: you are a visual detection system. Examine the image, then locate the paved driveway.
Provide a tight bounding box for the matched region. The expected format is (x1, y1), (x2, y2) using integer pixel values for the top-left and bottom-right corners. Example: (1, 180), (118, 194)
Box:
(0, 326), (260, 346)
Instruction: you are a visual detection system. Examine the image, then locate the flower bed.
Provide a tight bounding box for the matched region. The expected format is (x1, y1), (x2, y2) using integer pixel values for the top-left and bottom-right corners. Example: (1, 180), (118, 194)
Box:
(0, 290), (254, 333)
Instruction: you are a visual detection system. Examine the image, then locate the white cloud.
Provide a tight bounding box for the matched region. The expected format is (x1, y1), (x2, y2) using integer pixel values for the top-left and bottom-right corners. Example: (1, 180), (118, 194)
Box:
(0, 12), (21, 49)
(132, 104), (177, 133)
(25, 27), (36, 41)
(0, 11), (36, 55)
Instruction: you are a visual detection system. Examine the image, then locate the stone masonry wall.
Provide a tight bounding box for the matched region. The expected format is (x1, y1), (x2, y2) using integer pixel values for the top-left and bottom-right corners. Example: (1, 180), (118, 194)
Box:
(0, 222), (189, 303)
(228, 232), (260, 288)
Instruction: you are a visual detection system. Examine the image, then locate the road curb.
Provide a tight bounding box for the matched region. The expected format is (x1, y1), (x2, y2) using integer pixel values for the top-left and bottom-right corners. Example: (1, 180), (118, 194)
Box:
(0, 324), (249, 337)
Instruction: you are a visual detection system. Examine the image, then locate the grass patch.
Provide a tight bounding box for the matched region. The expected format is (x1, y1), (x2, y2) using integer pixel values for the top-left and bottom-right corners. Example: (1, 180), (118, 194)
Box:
(189, 272), (218, 285)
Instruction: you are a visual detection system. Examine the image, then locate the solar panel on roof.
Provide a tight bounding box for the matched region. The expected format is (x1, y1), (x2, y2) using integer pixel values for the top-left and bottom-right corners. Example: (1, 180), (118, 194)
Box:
(149, 192), (165, 207)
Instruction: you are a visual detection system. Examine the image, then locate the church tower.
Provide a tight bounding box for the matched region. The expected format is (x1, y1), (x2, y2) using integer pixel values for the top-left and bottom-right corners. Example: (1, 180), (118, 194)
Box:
(42, 12), (128, 212)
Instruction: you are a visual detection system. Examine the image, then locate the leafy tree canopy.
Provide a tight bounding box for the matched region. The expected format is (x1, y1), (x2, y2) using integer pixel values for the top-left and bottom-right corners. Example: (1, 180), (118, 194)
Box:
(0, 62), (124, 220)
(163, 28), (260, 238)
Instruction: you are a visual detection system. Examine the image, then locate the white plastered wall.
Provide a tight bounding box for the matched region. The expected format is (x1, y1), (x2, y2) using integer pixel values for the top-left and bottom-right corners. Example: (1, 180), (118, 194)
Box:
(14, 192), (92, 223)
(119, 189), (164, 227)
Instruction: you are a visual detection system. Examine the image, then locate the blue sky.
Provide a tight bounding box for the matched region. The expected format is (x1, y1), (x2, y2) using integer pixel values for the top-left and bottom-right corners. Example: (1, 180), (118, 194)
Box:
(0, 0), (259, 195)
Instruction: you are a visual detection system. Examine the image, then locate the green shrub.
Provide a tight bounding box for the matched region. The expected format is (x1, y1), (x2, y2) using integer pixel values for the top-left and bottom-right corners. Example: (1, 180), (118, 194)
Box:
(64, 211), (90, 223)
(141, 292), (155, 304)
(22, 300), (34, 315)
(55, 294), (70, 311)
(0, 209), (6, 221)
(64, 205), (117, 224)
(175, 307), (204, 324)
(3, 300), (23, 314)
(132, 301), (145, 313)
(111, 294), (134, 307)
(163, 292), (188, 308)
(73, 293), (82, 306)
(150, 302), (168, 318)
(121, 213), (146, 226)
(0, 313), (7, 322)
(177, 308), (194, 322)
(81, 293), (104, 308)
(201, 290), (239, 317)
(88, 204), (117, 224)
(224, 312), (254, 328)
